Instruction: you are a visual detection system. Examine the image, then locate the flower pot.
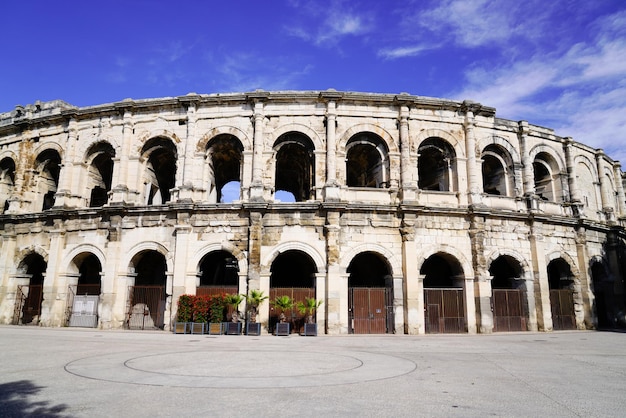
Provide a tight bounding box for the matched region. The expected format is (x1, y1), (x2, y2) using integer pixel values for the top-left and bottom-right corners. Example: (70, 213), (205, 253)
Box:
(173, 322), (189, 334)
(275, 322), (290, 336)
(246, 322), (261, 336)
(190, 322), (205, 334)
(208, 322), (223, 335)
(303, 323), (317, 336)
(226, 322), (242, 335)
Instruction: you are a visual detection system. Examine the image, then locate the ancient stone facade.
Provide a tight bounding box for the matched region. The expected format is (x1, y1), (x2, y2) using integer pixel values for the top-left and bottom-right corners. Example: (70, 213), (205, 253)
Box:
(1, 90), (625, 334)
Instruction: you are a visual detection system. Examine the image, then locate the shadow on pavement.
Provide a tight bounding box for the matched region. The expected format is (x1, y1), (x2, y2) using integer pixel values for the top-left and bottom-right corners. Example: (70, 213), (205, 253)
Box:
(0, 380), (68, 417)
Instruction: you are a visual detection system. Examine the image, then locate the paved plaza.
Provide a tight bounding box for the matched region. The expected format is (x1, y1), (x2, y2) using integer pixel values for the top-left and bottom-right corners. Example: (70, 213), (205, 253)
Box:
(0, 326), (624, 417)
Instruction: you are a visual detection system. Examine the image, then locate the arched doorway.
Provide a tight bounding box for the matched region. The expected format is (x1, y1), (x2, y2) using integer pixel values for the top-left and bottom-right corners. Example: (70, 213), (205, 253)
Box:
(347, 252), (393, 334)
(127, 250), (167, 330)
(68, 253), (102, 328)
(16, 253), (47, 325)
(269, 250), (317, 334)
(421, 253), (466, 333)
(489, 255), (528, 332)
(547, 258), (576, 330)
(141, 137), (177, 205)
(274, 132), (314, 201)
(590, 259), (612, 328)
(206, 134), (243, 203)
(197, 250), (239, 296)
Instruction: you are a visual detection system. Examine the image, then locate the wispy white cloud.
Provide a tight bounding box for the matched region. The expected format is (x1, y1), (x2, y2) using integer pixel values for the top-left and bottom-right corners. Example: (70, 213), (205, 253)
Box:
(214, 51), (313, 92)
(378, 44), (437, 60)
(287, 1), (374, 47)
(450, 8), (626, 163)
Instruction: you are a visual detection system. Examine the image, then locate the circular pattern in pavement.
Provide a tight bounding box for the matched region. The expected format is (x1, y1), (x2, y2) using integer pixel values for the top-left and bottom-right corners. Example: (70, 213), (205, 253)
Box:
(65, 349), (417, 388)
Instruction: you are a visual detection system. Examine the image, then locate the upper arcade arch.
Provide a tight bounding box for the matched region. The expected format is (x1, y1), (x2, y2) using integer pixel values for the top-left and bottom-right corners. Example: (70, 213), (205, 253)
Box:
(140, 136), (178, 205)
(34, 148), (62, 211)
(345, 132), (390, 188)
(205, 134), (243, 203)
(273, 132), (315, 201)
(481, 144), (515, 196)
(84, 141), (115, 207)
(0, 156), (16, 213)
(417, 137), (457, 192)
(197, 126), (252, 153)
(338, 123), (398, 154)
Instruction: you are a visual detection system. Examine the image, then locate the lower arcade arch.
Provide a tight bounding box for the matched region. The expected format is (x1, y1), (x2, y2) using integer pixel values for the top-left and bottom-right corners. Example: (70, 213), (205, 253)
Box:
(16, 253), (47, 325)
(590, 259), (612, 328)
(269, 250), (317, 334)
(547, 258), (577, 330)
(489, 255), (529, 332)
(421, 253), (466, 333)
(197, 250), (240, 296)
(347, 252), (393, 334)
(66, 253), (102, 328)
(127, 250), (168, 330)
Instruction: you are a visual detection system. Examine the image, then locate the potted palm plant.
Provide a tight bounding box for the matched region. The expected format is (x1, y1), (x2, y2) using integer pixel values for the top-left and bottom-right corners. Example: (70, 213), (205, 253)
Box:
(224, 293), (244, 335)
(246, 289), (268, 335)
(297, 297), (323, 336)
(271, 295), (294, 336)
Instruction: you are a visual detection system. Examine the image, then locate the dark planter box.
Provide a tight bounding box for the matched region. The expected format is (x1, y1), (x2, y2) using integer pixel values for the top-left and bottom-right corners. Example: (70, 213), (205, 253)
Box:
(303, 323), (317, 336)
(246, 322), (261, 336)
(225, 322), (242, 335)
(275, 322), (290, 336)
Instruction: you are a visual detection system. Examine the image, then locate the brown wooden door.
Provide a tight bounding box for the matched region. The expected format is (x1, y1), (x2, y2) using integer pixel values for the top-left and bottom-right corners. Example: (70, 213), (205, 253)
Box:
(349, 288), (389, 334)
(550, 289), (576, 330)
(425, 288), (465, 333)
(492, 289), (526, 332)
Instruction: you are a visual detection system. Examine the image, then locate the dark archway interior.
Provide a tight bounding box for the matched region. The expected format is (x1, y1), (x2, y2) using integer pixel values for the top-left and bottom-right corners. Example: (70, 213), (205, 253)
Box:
(199, 250), (239, 286)
(489, 255), (523, 289)
(208, 135), (242, 202)
(346, 143), (384, 188)
(591, 261), (611, 328)
(22, 253), (46, 286)
(421, 254), (462, 287)
(270, 250), (316, 288)
(547, 258), (573, 290)
(348, 252), (390, 287)
(89, 144), (115, 207)
(0, 157), (16, 213)
(533, 160), (552, 201)
(77, 254), (102, 295)
(275, 136), (313, 201)
(134, 251), (167, 286)
(36, 150), (61, 210)
(418, 138), (452, 191)
(482, 154), (506, 196)
(143, 138), (177, 205)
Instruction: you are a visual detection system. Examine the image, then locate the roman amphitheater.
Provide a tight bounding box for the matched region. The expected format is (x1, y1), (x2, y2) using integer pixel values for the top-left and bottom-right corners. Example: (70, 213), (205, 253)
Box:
(0, 90), (624, 334)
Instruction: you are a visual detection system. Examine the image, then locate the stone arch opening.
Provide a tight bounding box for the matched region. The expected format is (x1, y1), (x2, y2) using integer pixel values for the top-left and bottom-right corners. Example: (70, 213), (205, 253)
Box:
(17, 252), (47, 325)
(347, 251), (393, 334)
(66, 252), (102, 328)
(274, 132), (314, 202)
(418, 137), (456, 192)
(533, 152), (563, 202)
(269, 250), (317, 333)
(489, 255), (528, 332)
(141, 137), (177, 205)
(590, 259), (612, 328)
(206, 134), (243, 203)
(128, 250), (167, 329)
(35, 149), (61, 211)
(547, 258), (576, 330)
(74, 253), (102, 295)
(482, 144), (514, 196)
(421, 253), (466, 333)
(0, 157), (16, 213)
(345, 133), (389, 188)
(86, 142), (115, 207)
(197, 250), (240, 296)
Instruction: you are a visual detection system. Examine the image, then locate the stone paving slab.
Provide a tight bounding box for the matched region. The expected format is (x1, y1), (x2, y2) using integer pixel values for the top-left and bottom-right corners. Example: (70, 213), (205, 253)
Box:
(0, 326), (625, 417)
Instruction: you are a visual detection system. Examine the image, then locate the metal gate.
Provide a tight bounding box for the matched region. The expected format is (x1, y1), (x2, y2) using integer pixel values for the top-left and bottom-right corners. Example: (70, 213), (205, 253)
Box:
(127, 286), (165, 330)
(349, 287), (392, 334)
(13, 285), (43, 325)
(492, 289), (527, 332)
(269, 287), (314, 334)
(550, 289), (576, 330)
(424, 288), (466, 333)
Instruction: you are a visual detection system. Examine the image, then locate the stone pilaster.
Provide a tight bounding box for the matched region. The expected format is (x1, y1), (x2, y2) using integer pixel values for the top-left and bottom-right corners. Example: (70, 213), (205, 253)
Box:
(53, 115), (80, 208)
(177, 99), (198, 201)
(596, 150), (613, 221)
(464, 103), (482, 205)
(322, 91), (342, 201)
(399, 104), (417, 202)
(401, 213), (421, 334)
(613, 163), (626, 217)
(249, 94), (267, 201)
(171, 221), (192, 327)
(40, 220), (65, 326)
(325, 210), (345, 333)
(528, 220), (551, 331)
(518, 121), (535, 197)
(574, 227), (593, 329)
(109, 104), (134, 204)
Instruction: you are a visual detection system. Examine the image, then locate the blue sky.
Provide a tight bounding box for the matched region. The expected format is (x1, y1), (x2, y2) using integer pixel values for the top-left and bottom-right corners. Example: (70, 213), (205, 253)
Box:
(2, 0), (625, 163)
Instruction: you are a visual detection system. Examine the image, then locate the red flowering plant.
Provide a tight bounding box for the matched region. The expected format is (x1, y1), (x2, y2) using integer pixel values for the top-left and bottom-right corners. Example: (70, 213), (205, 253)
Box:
(207, 294), (226, 323)
(192, 295), (211, 323)
(176, 294), (193, 323)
